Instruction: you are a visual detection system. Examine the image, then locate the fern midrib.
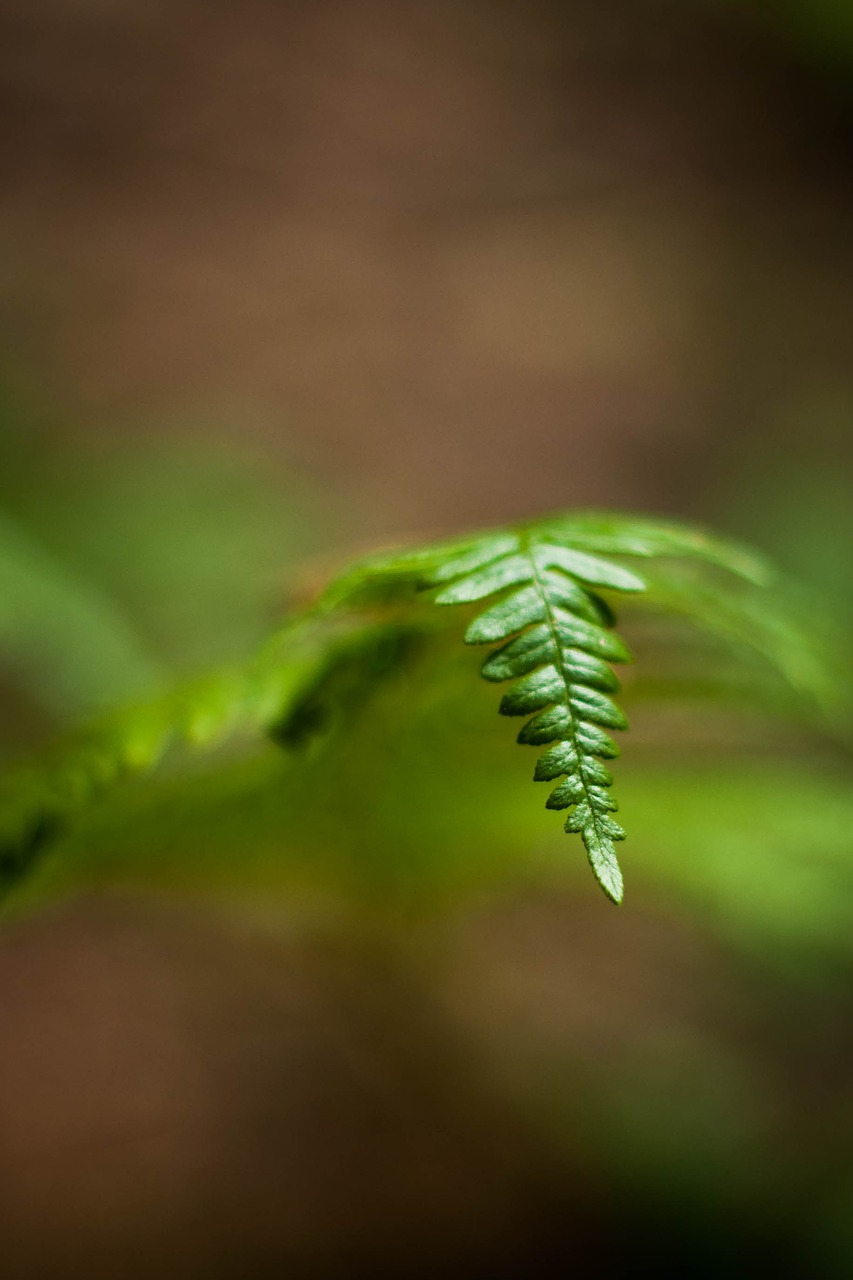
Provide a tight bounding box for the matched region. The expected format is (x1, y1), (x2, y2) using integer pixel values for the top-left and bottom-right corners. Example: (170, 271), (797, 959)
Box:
(520, 530), (600, 831)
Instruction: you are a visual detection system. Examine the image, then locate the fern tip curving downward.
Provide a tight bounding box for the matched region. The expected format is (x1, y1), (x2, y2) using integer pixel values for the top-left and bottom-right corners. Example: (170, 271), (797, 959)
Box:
(422, 525), (640, 902)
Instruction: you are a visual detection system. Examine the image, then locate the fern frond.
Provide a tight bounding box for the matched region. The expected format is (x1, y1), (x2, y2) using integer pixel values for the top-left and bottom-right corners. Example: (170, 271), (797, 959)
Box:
(0, 507), (837, 912)
(417, 527), (645, 903)
(329, 511), (773, 904)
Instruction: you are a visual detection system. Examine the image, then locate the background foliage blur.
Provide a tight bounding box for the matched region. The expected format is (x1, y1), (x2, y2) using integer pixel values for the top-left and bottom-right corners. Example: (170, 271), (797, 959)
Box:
(0, 2), (851, 1276)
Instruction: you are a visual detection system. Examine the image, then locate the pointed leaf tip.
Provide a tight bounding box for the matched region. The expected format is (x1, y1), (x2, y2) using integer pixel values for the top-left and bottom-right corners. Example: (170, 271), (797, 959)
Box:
(582, 826), (625, 904)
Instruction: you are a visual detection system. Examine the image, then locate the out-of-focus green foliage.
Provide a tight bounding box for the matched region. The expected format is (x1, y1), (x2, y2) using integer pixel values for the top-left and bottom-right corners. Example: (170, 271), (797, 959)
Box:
(0, 382), (337, 680)
(0, 509), (163, 718)
(7, 671), (851, 962)
(0, 505), (845, 911)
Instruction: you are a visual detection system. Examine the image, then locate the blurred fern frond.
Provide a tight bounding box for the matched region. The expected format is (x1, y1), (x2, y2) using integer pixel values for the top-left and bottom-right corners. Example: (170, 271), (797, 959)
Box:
(0, 616), (424, 894)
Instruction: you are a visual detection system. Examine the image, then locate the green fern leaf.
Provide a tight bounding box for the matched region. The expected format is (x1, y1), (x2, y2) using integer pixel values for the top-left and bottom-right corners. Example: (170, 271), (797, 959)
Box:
(418, 527), (644, 903)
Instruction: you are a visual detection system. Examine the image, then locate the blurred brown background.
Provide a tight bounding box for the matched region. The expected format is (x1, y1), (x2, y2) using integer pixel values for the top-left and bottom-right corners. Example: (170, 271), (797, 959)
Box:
(0, 2), (851, 1276)
(2, 0), (852, 536)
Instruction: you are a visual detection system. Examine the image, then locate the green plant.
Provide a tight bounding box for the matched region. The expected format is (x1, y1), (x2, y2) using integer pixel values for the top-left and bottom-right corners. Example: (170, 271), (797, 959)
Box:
(0, 509), (844, 907)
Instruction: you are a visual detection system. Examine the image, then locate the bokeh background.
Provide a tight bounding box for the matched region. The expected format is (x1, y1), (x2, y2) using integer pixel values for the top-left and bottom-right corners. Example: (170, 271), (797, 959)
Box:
(0, 2), (852, 1275)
